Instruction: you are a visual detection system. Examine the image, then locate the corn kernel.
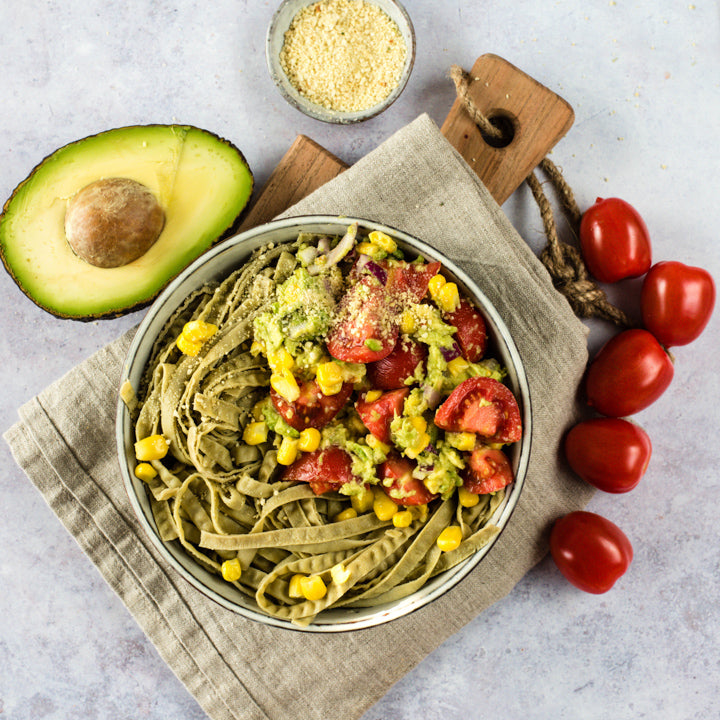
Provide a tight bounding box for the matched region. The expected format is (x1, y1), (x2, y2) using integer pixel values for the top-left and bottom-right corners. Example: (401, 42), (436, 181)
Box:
(447, 356), (470, 376)
(351, 487), (375, 513)
(356, 241), (383, 258)
(268, 347), (294, 372)
(334, 507), (358, 522)
(437, 282), (460, 313)
(458, 486), (480, 508)
(134, 434), (170, 461)
(276, 437), (300, 466)
(221, 558), (242, 582)
(410, 416), (427, 434)
(300, 575), (327, 601)
(400, 310), (416, 335)
(447, 431), (476, 452)
(183, 320), (218, 343)
(428, 273), (447, 299)
(330, 563), (352, 585)
(134, 462), (158, 481)
(270, 370), (300, 402)
(316, 361), (344, 395)
(437, 525), (463, 552)
(243, 421), (268, 446)
(366, 434), (391, 454)
(298, 427), (321, 452)
(176, 333), (203, 357)
(392, 510), (413, 528)
(373, 489), (398, 521)
(364, 389), (382, 403)
(289, 574), (305, 598)
(368, 230), (397, 253)
(250, 339), (265, 356)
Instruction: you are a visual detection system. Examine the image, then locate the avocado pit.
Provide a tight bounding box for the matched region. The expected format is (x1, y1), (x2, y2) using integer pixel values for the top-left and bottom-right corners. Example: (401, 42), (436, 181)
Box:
(64, 177), (165, 268)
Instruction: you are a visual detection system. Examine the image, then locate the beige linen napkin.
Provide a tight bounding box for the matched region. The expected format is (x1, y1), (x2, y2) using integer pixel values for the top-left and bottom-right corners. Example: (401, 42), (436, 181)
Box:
(5, 114), (592, 720)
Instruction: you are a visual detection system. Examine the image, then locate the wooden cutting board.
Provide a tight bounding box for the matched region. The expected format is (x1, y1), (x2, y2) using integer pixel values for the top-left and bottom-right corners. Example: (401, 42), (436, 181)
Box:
(238, 54), (574, 231)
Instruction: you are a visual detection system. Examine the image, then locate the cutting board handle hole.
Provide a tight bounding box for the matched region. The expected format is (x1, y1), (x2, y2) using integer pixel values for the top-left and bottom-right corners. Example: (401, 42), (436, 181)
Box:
(480, 112), (516, 149)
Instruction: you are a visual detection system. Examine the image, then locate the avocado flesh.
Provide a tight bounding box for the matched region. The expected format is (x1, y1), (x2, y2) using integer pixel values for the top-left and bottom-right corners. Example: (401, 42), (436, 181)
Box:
(0, 125), (254, 319)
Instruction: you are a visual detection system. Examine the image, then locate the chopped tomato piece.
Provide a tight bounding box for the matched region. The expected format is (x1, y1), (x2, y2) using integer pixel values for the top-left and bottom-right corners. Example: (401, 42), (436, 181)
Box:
(386, 260), (442, 306)
(444, 297), (487, 362)
(271, 380), (353, 431)
(355, 388), (409, 444)
(434, 377), (522, 443)
(379, 454), (438, 506)
(281, 447), (357, 495)
(366, 337), (426, 390)
(327, 272), (398, 363)
(462, 446), (514, 494)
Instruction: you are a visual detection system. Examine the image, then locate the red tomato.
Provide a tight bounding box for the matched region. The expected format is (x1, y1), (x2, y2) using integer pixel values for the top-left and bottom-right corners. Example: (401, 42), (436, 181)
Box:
(585, 329), (674, 417)
(366, 337), (426, 390)
(271, 380), (353, 431)
(462, 446), (514, 494)
(564, 418), (652, 493)
(641, 261), (716, 347)
(550, 511), (633, 594)
(327, 273), (398, 363)
(579, 197), (652, 283)
(386, 260), (442, 305)
(281, 447), (357, 495)
(444, 297), (487, 362)
(434, 377), (522, 443)
(355, 388), (409, 443)
(379, 454), (438, 505)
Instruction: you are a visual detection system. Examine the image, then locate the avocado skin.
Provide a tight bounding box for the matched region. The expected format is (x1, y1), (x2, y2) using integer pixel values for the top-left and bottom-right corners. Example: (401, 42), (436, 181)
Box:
(0, 124), (255, 320)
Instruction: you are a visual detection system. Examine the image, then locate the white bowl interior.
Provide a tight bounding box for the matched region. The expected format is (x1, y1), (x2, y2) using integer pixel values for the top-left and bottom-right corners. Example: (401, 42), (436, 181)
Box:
(116, 216), (532, 632)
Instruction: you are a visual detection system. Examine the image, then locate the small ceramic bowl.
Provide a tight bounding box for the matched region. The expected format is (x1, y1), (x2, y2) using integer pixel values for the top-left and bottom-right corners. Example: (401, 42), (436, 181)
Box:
(266, 0), (416, 123)
(116, 216), (532, 632)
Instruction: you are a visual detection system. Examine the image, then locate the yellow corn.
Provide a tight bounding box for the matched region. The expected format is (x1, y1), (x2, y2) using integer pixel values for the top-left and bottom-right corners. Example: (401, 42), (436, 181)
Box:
(351, 487), (375, 513)
(437, 282), (460, 313)
(366, 434), (391, 454)
(134, 462), (158, 481)
(392, 510), (414, 528)
(298, 427), (321, 452)
(176, 333), (203, 357)
(134, 434), (170, 461)
(330, 563), (352, 585)
(182, 320), (218, 343)
(458, 486), (480, 508)
(316, 361), (344, 396)
(268, 346), (294, 372)
(334, 507), (358, 522)
(437, 525), (463, 552)
(288, 574), (305, 599)
(447, 431), (476, 452)
(400, 310), (416, 335)
(373, 489), (398, 521)
(300, 575), (327, 601)
(368, 230), (397, 253)
(270, 370), (300, 402)
(276, 437), (300, 466)
(406, 417), (430, 458)
(428, 273), (447, 300)
(364, 389), (382, 403)
(243, 421), (268, 446)
(410, 416), (427, 434)
(250, 339), (265, 356)
(221, 558), (242, 582)
(447, 356), (469, 376)
(356, 241), (383, 258)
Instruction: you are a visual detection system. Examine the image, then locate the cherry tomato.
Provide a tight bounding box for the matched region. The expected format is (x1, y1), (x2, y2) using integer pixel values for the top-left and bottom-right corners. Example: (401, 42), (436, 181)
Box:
(550, 511), (633, 594)
(579, 197), (652, 283)
(585, 329), (673, 417)
(564, 418), (652, 493)
(281, 447), (357, 495)
(271, 380), (353, 431)
(327, 272), (398, 363)
(355, 388), (409, 443)
(367, 337), (426, 390)
(385, 260), (442, 305)
(379, 454), (438, 505)
(641, 261), (716, 347)
(443, 297), (488, 362)
(462, 446), (514, 494)
(434, 377), (522, 443)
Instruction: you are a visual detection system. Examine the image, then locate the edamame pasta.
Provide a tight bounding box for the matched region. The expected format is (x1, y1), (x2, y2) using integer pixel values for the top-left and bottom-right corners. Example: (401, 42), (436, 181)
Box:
(128, 223), (522, 625)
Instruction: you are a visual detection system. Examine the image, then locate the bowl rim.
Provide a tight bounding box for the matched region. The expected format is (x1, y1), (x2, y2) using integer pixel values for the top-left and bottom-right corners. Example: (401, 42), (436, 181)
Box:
(116, 215), (532, 632)
(265, 0), (416, 124)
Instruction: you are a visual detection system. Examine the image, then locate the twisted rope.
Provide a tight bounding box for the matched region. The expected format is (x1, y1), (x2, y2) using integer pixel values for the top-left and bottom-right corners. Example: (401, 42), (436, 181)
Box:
(450, 64), (631, 328)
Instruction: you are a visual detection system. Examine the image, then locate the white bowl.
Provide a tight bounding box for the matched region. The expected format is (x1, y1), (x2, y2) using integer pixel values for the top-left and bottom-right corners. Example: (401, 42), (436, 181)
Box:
(116, 216), (532, 631)
(266, 0), (416, 123)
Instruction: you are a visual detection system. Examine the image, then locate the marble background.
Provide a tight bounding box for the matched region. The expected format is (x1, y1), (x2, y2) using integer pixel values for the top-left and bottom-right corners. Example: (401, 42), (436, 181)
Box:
(1, 1), (718, 719)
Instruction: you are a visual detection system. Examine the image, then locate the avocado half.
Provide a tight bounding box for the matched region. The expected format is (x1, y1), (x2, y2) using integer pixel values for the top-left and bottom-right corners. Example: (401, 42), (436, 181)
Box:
(0, 124), (254, 319)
